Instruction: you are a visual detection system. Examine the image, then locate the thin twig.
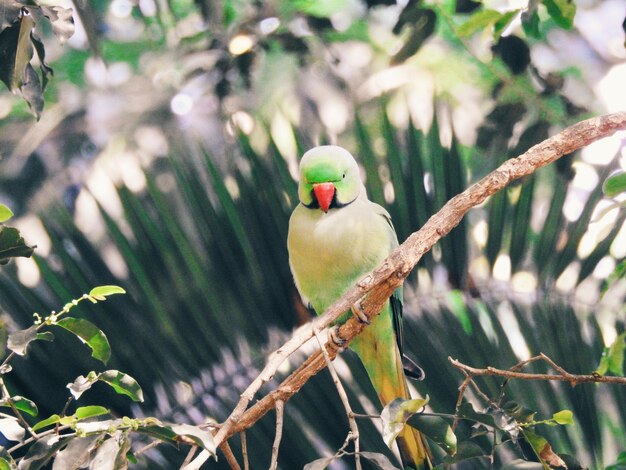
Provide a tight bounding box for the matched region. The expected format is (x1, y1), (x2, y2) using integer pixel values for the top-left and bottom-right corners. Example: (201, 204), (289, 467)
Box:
(449, 355), (626, 385)
(185, 111), (626, 469)
(269, 400), (284, 470)
(314, 329), (362, 470)
(241, 432), (249, 470)
(181, 446), (198, 469)
(219, 441), (242, 470)
(134, 439), (162, 457)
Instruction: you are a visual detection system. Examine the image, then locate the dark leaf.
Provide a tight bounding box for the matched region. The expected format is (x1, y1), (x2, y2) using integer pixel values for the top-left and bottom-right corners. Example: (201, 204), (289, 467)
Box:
(0, 226), (35, 265)
(0, 1), (23, 30)
(407, 414), (457, 455)
(522, 428), (567, 468)
(55, 317), (111, 364)
(492, 35), (530, 75)
(455, 0), (482, 14)
(441, 441), (486, 465)
(360, 451), (401, 469)
(391, 9), (437, 64)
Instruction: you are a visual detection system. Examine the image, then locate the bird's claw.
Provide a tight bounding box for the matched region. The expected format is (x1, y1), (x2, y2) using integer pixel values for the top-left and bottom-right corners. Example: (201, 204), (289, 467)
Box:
(328, 326), (347, 350)
(351, 303), (370, 325)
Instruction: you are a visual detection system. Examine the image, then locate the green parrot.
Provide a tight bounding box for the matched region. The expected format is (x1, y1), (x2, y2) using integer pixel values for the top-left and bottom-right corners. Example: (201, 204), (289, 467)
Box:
(287, 145), (432, 469)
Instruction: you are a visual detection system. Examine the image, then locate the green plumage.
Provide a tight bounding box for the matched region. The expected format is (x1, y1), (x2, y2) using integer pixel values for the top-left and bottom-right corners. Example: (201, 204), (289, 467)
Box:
(287, 145), (432, 469)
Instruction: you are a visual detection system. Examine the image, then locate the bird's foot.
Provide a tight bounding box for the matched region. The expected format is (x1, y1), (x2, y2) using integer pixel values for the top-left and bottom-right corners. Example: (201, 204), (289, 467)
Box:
(328, 326), (347, 351)
(351, 302), (370, 325)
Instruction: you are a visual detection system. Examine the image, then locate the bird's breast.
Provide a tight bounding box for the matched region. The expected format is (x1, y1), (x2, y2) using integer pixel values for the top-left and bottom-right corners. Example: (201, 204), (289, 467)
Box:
(288, 202), (391, 314)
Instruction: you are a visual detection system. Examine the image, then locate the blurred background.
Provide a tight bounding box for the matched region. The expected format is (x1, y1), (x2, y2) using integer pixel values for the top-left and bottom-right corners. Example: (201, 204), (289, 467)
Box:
(0, 0), (625, 467)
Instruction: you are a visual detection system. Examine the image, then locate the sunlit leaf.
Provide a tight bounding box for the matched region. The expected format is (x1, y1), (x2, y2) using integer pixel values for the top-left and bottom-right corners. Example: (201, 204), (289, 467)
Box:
(56, 318), (111, 364)
(88, 434), (121, 470)
(75, 405), (109, 420)
(501, 459), (544, 469)
(0, 457), (14, 470)
(457, 9), (503, 37)
(67, 373), (97, 400)
(552, 409), (574, 426)
(169, 423), (216, 453)
(0, 417), (25, 442)
(0, 205), (13, 223)
(381, 396), (429, 447)
(20, 436), (70, 469)
(32, 414), (61, 432)
(88, 285), (126, 301)
(99, 370), (144, 402)
(51, 434), (99, 470)
(7, 325), (39, 356)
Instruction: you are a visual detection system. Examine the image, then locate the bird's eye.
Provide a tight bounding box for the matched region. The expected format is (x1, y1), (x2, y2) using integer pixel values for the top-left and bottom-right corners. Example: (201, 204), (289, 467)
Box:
(342, 173), (346, 179)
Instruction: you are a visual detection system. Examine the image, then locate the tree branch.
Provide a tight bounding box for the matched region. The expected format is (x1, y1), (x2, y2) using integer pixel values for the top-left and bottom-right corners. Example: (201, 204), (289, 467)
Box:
(449, 354), (626, 386)
(185, 111), (626, 469)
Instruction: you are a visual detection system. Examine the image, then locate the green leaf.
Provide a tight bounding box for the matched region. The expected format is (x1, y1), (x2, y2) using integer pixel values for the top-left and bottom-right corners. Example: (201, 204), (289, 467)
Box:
(457, 9), (503, 37)
(381, 396), (429, 447)
(493, 9), (519, 39)
(99, 370), (144, 402)
(74, 405), (109, 420)
(596, 332), (626, 376)
(541, 0), (576, 29)
(552, 409), (574, 425)
(603, 171), (626, 198)
(0, 204), (13, 223)
(359, 452), (401, 469)
(32, 414), (61, 432)
(408, 414), (457, 455)
(56, 318), (111, 364)
(522, 428), (567, 468)
(88, 285), (126, 301)
(1, 396), (38, 417)
(291, 0), (346, 17)
(440, 441), (486, 465)
(0, 457), (14, 470)
(0, 226), (35, 265)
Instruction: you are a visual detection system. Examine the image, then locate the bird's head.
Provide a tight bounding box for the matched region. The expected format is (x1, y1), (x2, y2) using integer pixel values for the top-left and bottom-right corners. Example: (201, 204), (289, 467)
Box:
(297, 146), (363, 213)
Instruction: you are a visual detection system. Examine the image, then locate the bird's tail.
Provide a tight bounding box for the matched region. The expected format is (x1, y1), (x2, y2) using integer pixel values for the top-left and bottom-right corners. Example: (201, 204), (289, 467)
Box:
(380, 347), (432, 470)
(352, 332), (432, 469)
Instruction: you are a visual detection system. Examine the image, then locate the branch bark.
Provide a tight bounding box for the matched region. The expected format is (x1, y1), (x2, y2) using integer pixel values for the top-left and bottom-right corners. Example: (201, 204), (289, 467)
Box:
(185, 111), (626, 469)
(449, 354), (626, 386)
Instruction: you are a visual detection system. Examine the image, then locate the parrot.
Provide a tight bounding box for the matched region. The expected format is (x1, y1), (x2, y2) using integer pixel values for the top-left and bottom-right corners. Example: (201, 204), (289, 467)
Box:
(287, 145), (432, 469)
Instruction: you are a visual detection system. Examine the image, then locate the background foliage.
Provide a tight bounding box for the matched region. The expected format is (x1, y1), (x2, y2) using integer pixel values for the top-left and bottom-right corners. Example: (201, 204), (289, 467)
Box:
(0, 0), (625, 468)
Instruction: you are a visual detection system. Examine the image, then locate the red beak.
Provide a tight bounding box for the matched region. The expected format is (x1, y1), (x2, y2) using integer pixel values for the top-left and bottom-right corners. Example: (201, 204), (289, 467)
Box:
(313, 183), (335, 213)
